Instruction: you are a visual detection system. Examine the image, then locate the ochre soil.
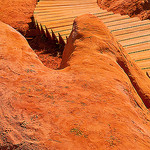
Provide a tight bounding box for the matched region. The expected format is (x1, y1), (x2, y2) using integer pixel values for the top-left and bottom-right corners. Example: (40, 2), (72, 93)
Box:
(0, 14), (150, 149)
(0, 0), (150, 149)
(0, 0), (61, 69)
(28, 36), (63, 69)
(98, 0), (150, 20)
(34, 50), (62, 69)
(0, 0), (37, 34)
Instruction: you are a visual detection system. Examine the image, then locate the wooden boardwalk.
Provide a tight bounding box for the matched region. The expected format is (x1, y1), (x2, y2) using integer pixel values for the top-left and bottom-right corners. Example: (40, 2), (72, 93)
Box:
(34, 0), (150, 76)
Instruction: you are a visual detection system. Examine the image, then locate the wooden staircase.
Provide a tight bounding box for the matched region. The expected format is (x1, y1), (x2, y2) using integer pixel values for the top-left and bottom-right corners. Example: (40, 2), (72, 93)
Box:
(34, 0), (150, 76)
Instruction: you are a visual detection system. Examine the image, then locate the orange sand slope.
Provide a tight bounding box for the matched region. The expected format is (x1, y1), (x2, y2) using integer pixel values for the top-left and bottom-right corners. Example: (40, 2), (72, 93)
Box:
(0, 14), (150, 149)
(34, 0), (150, 76)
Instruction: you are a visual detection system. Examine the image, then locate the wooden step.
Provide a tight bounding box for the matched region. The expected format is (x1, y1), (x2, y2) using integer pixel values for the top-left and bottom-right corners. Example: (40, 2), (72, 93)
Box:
(136, 60), (150, 68)
(125, 43), (150, 54)
(39, 14), (121, 29)
(37, 0), (96, 6)
(34, 10), (107, 20)
(100, 14), (129, 22)
(109, 20), (150, 31)
(116, 28), (150, 42)
(35, 10), (108, 22)
(38, 0), (96, 4)
(34, 8), (102, 17)
(55, 30), (72, 37)
(35, 3), (97, 10)
(47, 25), (72, 32)
(129, 51), (150, 60)
(112, 24), (150, 37)
(35, 6), (97, 13)
(105, 17), (140, 27)
(120, 35), (150, 47)
(35, 4), (97, 12)
(39, 14), (117, 28)
(40, 12), (113, 23)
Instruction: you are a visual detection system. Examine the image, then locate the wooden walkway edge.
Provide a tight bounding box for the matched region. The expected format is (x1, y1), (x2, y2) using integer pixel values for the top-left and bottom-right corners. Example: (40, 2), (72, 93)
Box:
(34, 0), (150, 76)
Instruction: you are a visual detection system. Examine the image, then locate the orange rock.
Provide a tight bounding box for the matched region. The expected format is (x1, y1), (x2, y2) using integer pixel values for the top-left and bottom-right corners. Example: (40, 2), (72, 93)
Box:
(0, 14), (150, 149)
(97, 0), (150, 20)
(0, 0), (37, 33)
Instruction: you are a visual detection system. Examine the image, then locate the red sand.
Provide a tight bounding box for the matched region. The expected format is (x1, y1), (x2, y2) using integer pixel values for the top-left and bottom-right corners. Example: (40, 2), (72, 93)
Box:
(34, 50), (62, 69)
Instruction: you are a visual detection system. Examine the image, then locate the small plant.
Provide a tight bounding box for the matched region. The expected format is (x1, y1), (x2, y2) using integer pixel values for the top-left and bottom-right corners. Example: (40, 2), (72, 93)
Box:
(70, 127), (88, 138)
(70, 128), (83, 136)
(20, 121), (27, 128)
(80, 102), (86, 106)
(47, 94), (54, 99)
(25, 69), (35, 73)
(64, 86), (69, 88)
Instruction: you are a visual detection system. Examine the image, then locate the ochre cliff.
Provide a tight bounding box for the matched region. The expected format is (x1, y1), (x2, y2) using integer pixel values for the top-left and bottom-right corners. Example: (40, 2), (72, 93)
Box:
(0, 14), (150, 149)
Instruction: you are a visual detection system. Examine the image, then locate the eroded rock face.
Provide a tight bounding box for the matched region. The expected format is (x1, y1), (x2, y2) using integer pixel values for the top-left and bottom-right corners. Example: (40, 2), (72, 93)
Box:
(97, 0), (150, 20)
(0, 15), (150, 149)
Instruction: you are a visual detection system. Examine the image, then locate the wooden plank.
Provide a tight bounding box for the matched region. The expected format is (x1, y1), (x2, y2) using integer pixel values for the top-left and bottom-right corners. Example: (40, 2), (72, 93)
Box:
(120, 35), (150, 47)
(37, 0), (96, 6)
(109, 20), (150, 31)
(106, 17), (140, 27)
(129, 51), (150, 60)
(34, 7), (101, 15)
(136, 60), (150, 68)
(126, 42), (150, 53)
(112, 24), (150, 36)
(35, 3), (97, 10)
(34, 10), (107, 21)
(116, 28), (150, 42)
